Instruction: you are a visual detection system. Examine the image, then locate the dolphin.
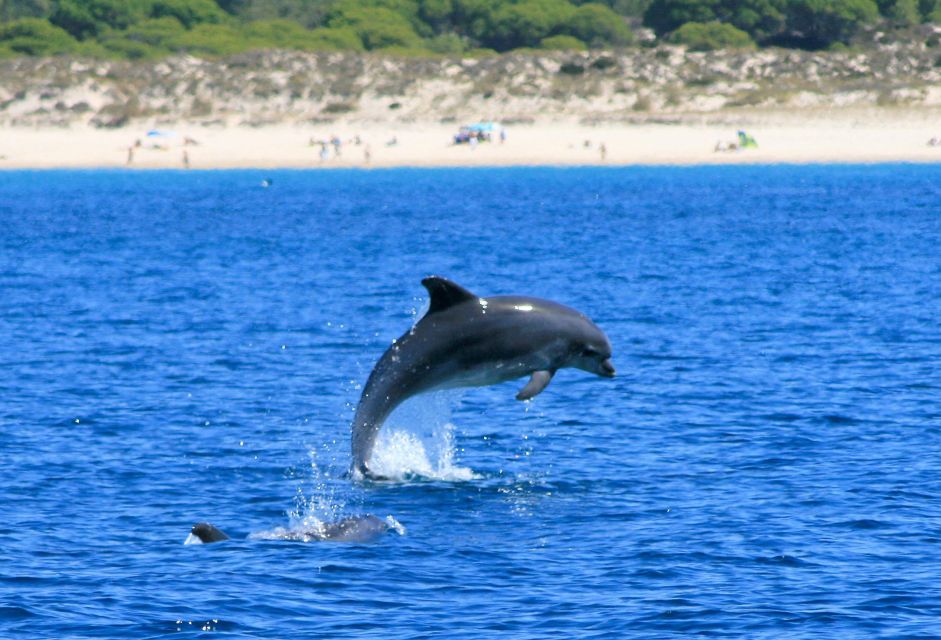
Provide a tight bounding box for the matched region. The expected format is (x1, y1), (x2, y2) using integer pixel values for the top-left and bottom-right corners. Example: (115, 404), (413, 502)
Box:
(351, 276), (615, 478)
(185, 522), (231, 544)
(184, 515), (402, 544)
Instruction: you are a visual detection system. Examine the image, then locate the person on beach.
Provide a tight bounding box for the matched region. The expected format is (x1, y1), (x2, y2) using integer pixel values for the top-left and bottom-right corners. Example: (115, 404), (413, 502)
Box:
(126, 146), (134, 165)
(364, 145), (372, 164)
(600, 143), (607, 161)
(182, 150), (190, 169)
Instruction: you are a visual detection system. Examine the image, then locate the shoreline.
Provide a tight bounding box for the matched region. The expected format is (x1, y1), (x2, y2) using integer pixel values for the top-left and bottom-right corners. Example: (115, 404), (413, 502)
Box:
(3, 118), (941, 169)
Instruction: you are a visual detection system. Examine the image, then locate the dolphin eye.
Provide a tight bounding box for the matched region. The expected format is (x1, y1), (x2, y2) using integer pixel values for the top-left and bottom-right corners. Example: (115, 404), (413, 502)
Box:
(581, 347), (597, 357)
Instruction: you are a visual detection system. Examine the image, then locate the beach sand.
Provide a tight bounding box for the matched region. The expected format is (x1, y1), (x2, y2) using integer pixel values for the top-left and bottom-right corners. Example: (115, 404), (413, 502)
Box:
(3, 114), (941, 169)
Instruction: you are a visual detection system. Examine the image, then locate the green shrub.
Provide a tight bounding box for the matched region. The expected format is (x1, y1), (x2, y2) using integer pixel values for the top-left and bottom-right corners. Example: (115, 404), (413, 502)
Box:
(121, 16), (186, 47)
(540, 33), (587, 49)
(149, 0), (227, 28)
(169, 22), (247, 55)
(670, 20), (755, 49)
(99, 35), (167, 58)
(425, 32), (466, 53)
(377, 43), (437, 55)
(243, 18), (317, 49)
(0, 17), (80, 54)
(463, 46), (498, 56)
(308, 26), (365, 50)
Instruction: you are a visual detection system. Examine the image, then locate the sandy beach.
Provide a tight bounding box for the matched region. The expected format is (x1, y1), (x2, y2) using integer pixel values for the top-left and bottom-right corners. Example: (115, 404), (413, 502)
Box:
(3, 114), (941, 169)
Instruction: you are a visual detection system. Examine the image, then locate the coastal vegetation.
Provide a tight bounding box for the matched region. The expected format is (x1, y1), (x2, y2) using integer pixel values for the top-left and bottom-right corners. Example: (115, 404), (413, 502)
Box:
(0, 0), (938, 59)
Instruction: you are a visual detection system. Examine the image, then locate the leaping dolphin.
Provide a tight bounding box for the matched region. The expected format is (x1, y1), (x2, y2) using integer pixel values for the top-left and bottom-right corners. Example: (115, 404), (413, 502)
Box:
(351, 276), (615, 478)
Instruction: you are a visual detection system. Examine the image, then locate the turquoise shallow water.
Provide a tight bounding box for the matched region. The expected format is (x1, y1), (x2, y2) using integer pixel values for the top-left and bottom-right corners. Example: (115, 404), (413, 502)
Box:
(2, 165), (941, 638)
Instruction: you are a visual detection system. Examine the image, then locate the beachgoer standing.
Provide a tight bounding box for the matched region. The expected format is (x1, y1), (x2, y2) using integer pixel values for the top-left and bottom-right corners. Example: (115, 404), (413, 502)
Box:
(127, 146), (134, 165)
(599, 143), (607, 161)
(183, 150), (190, 169)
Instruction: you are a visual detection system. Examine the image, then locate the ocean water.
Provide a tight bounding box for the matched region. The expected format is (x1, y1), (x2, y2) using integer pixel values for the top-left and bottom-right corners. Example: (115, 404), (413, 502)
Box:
(1, 165), (941, 638)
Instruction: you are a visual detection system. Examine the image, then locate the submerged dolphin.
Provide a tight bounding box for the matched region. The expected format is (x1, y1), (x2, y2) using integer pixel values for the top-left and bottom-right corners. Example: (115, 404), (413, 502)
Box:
(184, 515), (401, 544)
(351, 276), (615, 478)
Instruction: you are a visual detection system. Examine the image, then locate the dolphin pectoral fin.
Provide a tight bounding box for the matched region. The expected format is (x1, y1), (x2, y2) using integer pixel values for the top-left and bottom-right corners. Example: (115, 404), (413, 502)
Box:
(516, 370), (554, 401)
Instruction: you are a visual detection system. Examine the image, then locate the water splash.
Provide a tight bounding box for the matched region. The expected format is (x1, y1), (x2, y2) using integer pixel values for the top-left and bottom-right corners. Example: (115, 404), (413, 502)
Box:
(249, 515), (406, 543)
(367, 391), (478, 482)
(288, 446), (356, 531)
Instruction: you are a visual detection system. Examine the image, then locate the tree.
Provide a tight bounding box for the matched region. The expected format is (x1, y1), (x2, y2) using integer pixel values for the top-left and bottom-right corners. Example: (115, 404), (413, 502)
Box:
(229, 0), (331, 28)
(149, 0), (227, 28)
(0, 0), (52, 21)
(887, 0), (919, 23)
(483, 0), (576, 50)
(450, 0), (499, 41)
(327, 5), (423, 48)
(50, 0), (149, 39)
(643, 0), (718, 35)
(920, 0), (939, 18)
(566, 3), (632, 46)
(419, 0), (453, 32)
(784, 0), (879, 48)
(717, 0), (786, 42)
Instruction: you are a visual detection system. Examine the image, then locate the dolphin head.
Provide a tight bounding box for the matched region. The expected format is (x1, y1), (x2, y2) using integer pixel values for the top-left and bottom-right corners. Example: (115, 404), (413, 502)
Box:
(566, 319), (615, 378)
(187, 522), (230, 544)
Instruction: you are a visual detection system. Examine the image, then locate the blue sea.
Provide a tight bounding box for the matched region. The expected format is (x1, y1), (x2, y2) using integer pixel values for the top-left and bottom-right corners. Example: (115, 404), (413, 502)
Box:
(2, 165), (941, 638)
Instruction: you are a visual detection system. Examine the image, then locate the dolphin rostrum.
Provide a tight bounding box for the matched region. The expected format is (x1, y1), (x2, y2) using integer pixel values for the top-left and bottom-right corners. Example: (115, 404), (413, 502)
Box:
(351, 276), (615, 478)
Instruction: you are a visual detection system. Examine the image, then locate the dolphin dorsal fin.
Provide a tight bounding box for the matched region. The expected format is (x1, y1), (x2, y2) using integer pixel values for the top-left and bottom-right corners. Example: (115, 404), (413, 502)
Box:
(421, 276), (477, 314)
